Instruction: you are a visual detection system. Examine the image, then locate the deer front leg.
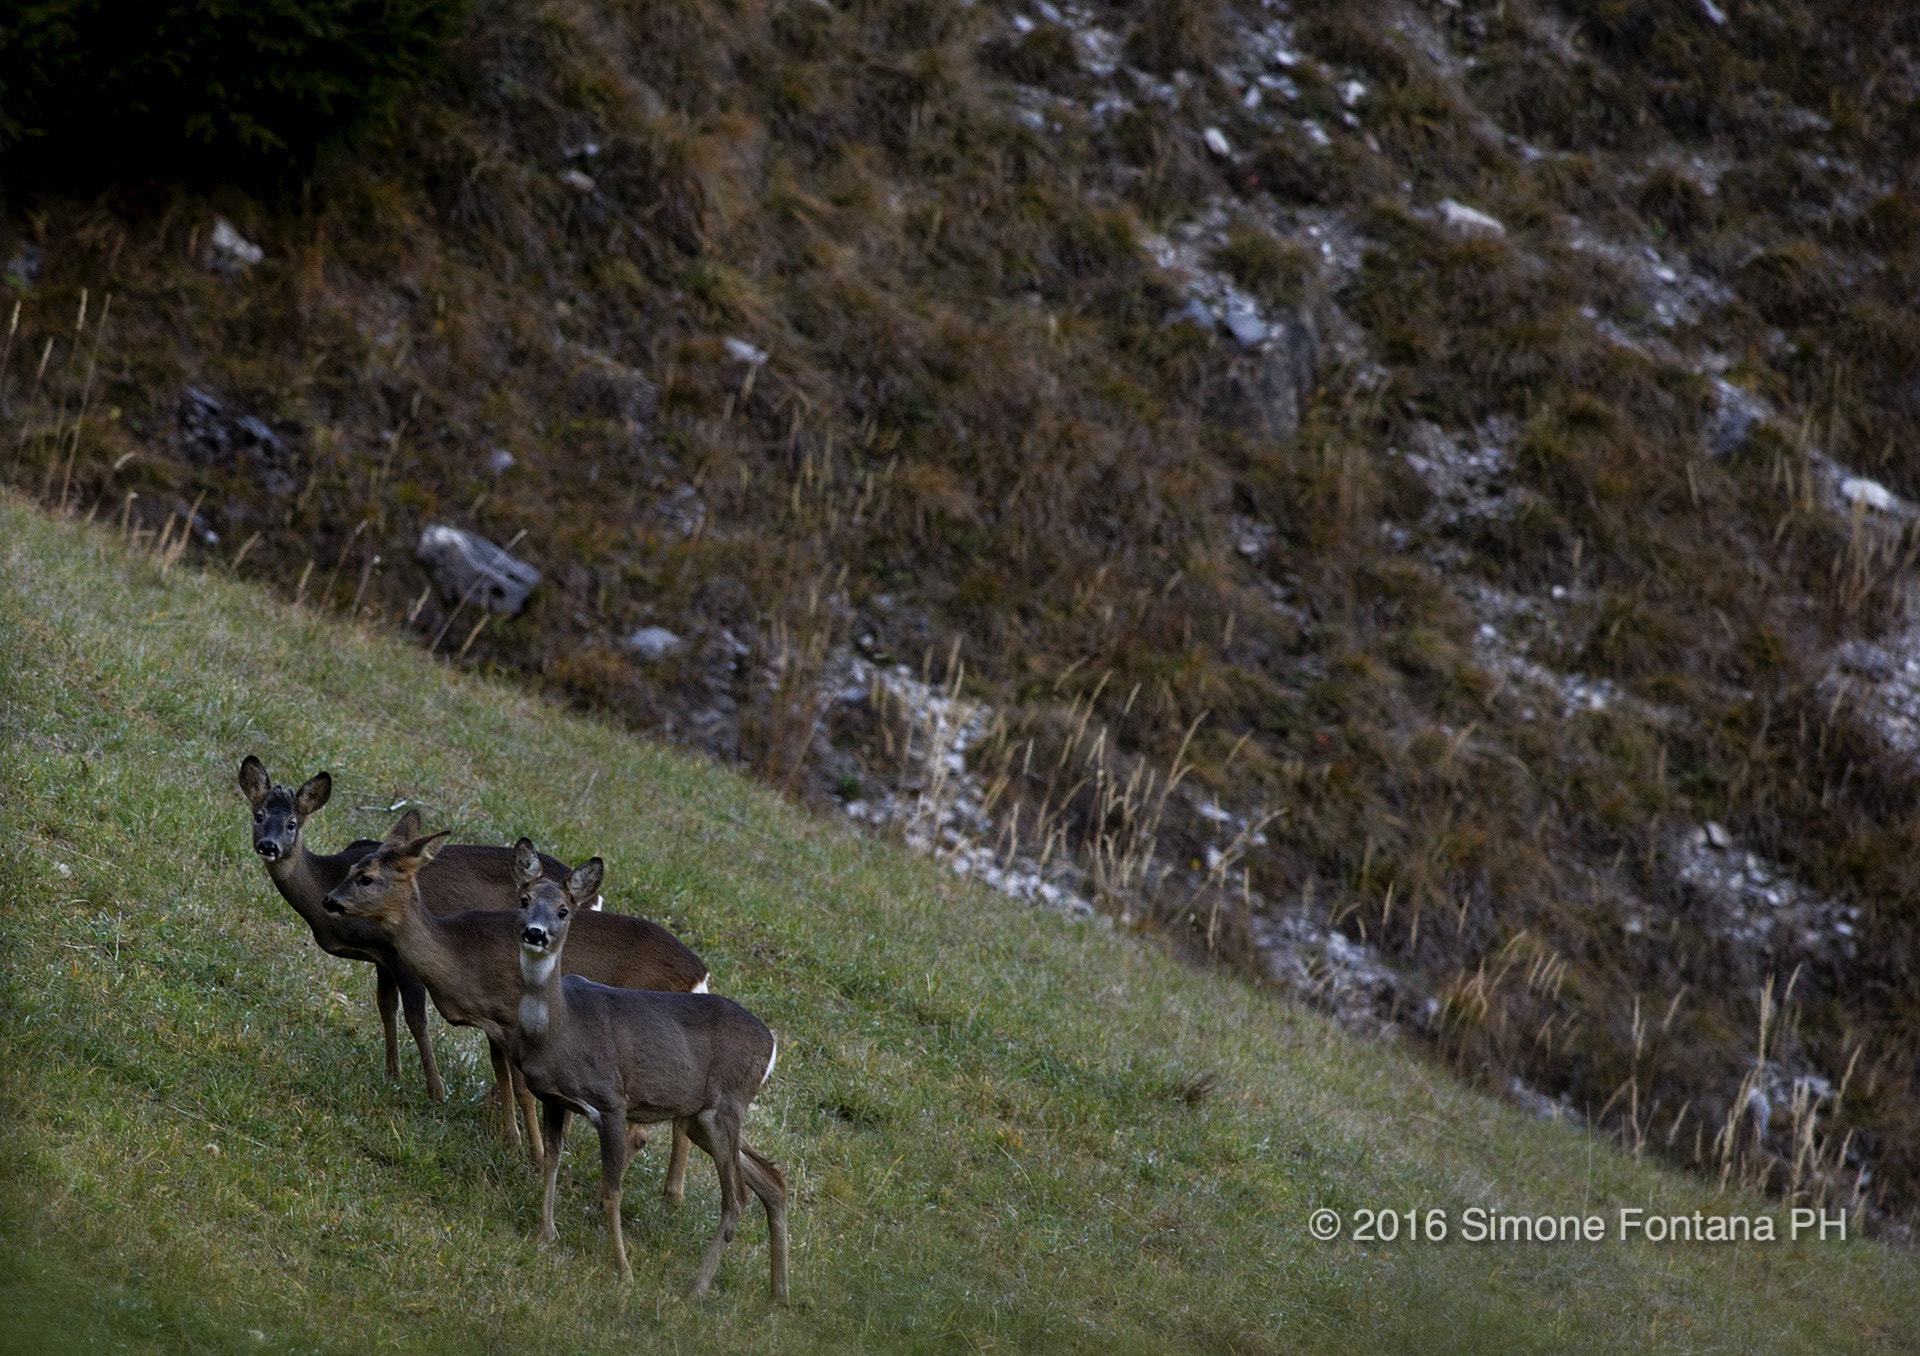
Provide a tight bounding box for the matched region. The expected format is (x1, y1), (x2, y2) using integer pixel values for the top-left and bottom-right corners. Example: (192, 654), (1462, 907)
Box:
(664, 1118), (691, 1205)
(508, 1057), (547, 1164)
(595, 1108), (634, 1281)
(397, 968), (446, 1102)
(485, 1039), (526, 1152)
(537, 1098), (569, 1247)
(374, 965), (402, 1079)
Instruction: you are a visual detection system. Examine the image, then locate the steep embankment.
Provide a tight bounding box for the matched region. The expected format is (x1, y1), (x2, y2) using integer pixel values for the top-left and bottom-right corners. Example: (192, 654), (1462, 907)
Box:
(7, 0), (1920, 1218)
(2, 499), (1916, 1350)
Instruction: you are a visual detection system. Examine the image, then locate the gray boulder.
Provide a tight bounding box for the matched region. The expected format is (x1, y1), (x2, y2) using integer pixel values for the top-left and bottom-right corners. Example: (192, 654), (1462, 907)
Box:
(416, 524), (541, 614)
(625, 625), (686, 661)
(1216, 306), (1321, 442)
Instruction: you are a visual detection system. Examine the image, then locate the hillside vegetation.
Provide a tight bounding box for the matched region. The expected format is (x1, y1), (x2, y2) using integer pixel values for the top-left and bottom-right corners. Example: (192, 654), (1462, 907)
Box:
(4, 499), (1920, 1349)
(5, 0), (1920, 1224)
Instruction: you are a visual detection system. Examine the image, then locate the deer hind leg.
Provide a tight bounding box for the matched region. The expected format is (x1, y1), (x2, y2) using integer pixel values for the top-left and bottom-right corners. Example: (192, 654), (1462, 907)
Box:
(595, 1108), (635, 1281)
(537, 1099), (570, 1247)
(663, 1118), (691, 1205)
(397, 968), (446, 1102)
(375, 965), (402, 1079)
(687, 1109), (745, 1299)
(740, 1141), (792, 1304)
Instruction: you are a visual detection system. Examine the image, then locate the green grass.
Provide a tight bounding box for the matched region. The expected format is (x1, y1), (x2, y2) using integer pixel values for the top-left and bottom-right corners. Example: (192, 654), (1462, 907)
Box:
(1, 494), (1915, 1353)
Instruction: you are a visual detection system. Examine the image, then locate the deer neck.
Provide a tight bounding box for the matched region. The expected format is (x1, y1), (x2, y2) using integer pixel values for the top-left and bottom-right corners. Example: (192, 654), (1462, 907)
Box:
(385, 884), (465, 996)
(516, 937), (570, 1044)
(264, 841), (335, 922)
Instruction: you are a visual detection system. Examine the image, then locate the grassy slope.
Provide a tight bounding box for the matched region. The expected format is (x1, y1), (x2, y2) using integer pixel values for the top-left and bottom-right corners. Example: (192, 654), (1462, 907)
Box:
(0, 495), (1913, 1354)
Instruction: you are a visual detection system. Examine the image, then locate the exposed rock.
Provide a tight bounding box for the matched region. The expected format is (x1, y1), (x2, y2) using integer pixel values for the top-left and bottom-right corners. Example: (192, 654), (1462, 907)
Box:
(415, 524), (541, 614)
(1438, 199), (1506, 237)
(655, 486), (707, 537)
(485, 447), (517, 476)
(1708, 377), (1771, 456)
(208, 218), (264, 272)
(1202, 126), (1233, 159)
(6, 244), (41, 287)
(1509, 1077), (1581, 1124)
(1401, 419), (1518, 527)
(723, 337), (769, 366)
(560, 169), (597, 193)
(1840, 476), (1897, 513)
(1834, 639), (1895, 681)
(177, 386), (295, 492)
(625, 625), (686, 661)
(1252, 904), (1406, 1037)
(1673, 827), (1861, 964)
(1218, 309), (1320, 441)
(568, 347), (657, 437)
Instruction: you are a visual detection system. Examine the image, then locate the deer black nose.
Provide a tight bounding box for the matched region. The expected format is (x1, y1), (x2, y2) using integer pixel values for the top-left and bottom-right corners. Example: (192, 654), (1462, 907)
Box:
(522, 925), (548, 947)
(255, 839), (280, 860)
(322, 895), (344, 914)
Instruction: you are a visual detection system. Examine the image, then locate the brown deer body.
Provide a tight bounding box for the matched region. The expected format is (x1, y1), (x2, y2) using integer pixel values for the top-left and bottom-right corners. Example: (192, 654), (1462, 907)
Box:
(242, 756), (579, 1105)
(507, 839), (789, 1301)
(321, 815), (708, 1185)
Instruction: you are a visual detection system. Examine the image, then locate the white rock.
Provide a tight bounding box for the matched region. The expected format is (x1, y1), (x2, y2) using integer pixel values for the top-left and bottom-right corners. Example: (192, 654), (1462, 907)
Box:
(560, 169), (597, 193)
(625, 625), (685, 661)
(1222, 296), (1269, 347)
(1700, 0), (1727, 24)
(1705, 821), (1734, 850)
(1301, 120), (1332, 148)
(1438, 199), (1506, 237)
(1337, 79), (1367, 107)
(723, 337), (769, 366)
(209, 218), (264, 271)
(1841, 476), (1897, 513)
(1203, 126), (1233, 159)
(485, 447), (516, 475)
(415, 524), (541, 614)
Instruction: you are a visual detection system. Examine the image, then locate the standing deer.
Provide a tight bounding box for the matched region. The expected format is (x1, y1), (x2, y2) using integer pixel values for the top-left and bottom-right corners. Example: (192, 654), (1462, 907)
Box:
(507, 838), (790, 1301)
(237, 756), (705, 1161)
(321, 814), (709, 1192)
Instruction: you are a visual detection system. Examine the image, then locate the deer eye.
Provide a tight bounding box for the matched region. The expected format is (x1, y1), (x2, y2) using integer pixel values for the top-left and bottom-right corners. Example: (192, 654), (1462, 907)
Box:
(558, 907), (569, 919)
(519, 895), (530, 908)
(357, 874), (374, 887)
(254, 812), (264, 823)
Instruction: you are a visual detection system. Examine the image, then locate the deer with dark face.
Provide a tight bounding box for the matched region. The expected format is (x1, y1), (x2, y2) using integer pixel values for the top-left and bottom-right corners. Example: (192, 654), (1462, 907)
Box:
(322, 815), (710, 1186)
(237, 756), (656, 1151)
(508, 839), (789, 1301)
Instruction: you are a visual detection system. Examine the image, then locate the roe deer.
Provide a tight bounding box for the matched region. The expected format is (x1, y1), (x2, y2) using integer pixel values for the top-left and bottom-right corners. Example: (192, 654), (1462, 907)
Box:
(508, 839), (789, 1301)
(239, 755), (588, 1111)
(237, 757), (658, 1144)
(322, 814), (708, 1188)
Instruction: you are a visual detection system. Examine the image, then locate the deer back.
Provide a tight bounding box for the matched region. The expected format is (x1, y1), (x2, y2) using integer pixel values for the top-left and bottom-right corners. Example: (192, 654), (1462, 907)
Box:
(562, 910), (709, 993)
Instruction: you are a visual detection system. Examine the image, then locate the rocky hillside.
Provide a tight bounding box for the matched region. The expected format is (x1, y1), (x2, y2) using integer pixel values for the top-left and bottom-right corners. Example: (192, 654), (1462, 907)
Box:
(5, 0), (1920, 1227)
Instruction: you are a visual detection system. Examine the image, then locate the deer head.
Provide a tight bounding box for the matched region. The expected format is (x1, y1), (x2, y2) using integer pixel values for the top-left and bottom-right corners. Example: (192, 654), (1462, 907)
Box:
(238, 756), (332, 863)
(322, 810), (448, 923)
(513, 837), (603, 963)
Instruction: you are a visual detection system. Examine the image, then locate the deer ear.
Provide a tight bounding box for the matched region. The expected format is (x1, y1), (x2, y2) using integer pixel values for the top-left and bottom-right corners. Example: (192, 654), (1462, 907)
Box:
(294, 771), (332, 817)
(239, 756), (270, 807)
(399, 831), (450, 869)
(387, 807), (423, 843)
(512, 838), (542, 886)
(568, 857), (604, 904)
(381, 808), (422, 845)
